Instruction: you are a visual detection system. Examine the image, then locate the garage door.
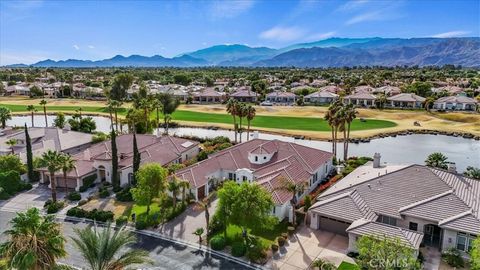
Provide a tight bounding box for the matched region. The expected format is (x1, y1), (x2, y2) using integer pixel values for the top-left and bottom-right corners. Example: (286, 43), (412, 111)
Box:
(318, 216), (351, 236)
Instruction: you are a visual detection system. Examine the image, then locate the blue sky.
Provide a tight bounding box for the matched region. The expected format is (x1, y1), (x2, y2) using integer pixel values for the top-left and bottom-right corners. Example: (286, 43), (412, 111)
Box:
(1, 0), (479, 65)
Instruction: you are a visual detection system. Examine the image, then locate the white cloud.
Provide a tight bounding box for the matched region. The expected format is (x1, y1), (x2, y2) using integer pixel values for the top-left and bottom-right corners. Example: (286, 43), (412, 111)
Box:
(210, 0), (254, 19)
(88, 45), (95, 49)
(337, 0), (369, 12)
(73, 44), (80, 50)
(306, 31), (337, 41)
(431, 30), (471, 38)
(259, 26), (306, 42)
(345, 11), (380, 25)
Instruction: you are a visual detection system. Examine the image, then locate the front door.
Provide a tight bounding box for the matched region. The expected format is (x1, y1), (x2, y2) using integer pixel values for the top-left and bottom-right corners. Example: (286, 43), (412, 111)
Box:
(424, 224), (442, 248)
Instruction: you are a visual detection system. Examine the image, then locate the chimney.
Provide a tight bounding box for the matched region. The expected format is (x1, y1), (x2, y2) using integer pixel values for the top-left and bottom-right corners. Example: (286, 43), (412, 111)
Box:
(447, 162), (457, 173)
(373, 153), (381, 168)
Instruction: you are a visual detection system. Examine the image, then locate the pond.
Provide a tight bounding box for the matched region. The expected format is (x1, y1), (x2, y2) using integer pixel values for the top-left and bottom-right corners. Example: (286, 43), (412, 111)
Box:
(8, 115), (479, 172)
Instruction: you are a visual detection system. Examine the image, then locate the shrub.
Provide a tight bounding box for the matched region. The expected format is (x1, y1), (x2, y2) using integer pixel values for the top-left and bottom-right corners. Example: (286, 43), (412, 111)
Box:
(45, 201), (65, 214)
(67, 191), (81, 201)
(116, 187), (133, 202)
(86, 209), (114, 222)
(116, 216), (128, 226)
(246, 243), (268, 264)
(66, 207), (87, 218)
(135, 218), (149, 230)
(303, 195), (312, 211)
(231, 242), (246, 257)
(215, 142), (232, 151)
(271, 244), (279, 252)
(196, 151), (209, 161)
(77, 199), (88, 206)
(99, 188), (110, 198)
(277, 236), (286, 247)
(210, 235), (226, 251)
(442, 248), (464, 267)
(0, 187), (10, 200)
(209, 213), (226, 236)
(80, 174), (97, 191)
(0, 171), (23, 195)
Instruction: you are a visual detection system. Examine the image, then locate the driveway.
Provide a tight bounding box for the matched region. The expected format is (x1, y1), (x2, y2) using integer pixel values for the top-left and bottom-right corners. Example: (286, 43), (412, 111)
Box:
(159, 199), (218, 243)
(0, 183), (54, 212)
(271, 226), (355, 270)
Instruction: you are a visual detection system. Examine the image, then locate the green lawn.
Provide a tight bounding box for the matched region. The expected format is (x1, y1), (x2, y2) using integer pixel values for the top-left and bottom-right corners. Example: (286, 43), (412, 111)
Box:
(215, 221), (289, 248)
(0, 103), (397, 132)
(338, 261), (359, 270)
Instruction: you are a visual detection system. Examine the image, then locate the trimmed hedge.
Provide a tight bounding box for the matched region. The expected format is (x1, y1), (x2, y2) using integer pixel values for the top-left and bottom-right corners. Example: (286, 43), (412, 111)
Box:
(99, 187), (110, 198)
(44, 200), (65, 214)
(66, 207), (114, 222)
(210, 235), (226, 251)
(116, 216), (128, 226)
(231, 242), (246, 257)
(67, 191), (81, 201)
(0, 171), (31, 197)
(115, 187), (133, 202)
(79, 174), (97, 192)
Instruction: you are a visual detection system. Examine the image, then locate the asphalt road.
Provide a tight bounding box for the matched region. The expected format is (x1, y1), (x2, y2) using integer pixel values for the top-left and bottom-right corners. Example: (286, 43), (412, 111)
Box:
(0, 211), (257, 270)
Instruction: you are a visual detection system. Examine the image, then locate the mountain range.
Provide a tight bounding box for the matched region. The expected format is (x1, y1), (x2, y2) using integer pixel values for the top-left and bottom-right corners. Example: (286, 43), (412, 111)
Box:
(6, 37), (480, 68)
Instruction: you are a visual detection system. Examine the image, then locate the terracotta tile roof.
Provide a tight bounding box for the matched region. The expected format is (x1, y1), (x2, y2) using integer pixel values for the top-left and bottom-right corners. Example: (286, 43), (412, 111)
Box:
(230, 90), (258, 97)
(434, 95), (478, 104)
(387, 93), (426, 102)
(344, 92), (377, 100)
(305, 90), (339, 99)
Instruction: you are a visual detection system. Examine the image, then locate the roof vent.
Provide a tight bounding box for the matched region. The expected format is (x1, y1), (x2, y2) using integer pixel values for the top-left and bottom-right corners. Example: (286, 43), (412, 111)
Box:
(447, 162), (457, 173)
(373, 153), (381, 168)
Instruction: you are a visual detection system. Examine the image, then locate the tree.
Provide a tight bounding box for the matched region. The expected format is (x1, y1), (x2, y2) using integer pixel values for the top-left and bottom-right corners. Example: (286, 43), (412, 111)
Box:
(179, 180), (190, 205)
(356, 234), (421, 270)
(157, 93), (180, 135)
(236, 103), (247, 143)
(107, 99), (122, 132)
(109, 73), (133, 101)
(68, 116), (97, 133)
(137, 98), (152, 132)
(226, 98), (239, 143)
(168, 178), (181, 209)
(343, 103), (357, 161)
(5, 139), (17, 154)
(131, 163), (167, 215)
(132, 132), (141, 184)
(110, 128), (119, 189)
(465, 166), (480, 180)
(58, 154), (75, 195)
(274, 178), (305, 227)
(40, 99), (48, 127)
(245, 105), (256, 141)
(53, 112), (66, 128)
(25, 124), (35, 182)
(425, 152), (448, 169)
(324, 100), (342, 159)
(71, 224), (151, 270)
(375, 93), (387, 109)
(193, 227), (204, 245)
(423, 96), (435, 112)
(0, 154), (26, 174)
(27, 105), (37, 127)
(0, 208), (66, 270)
(195, 191), (215, 236)
(471, 236), (480, 270)
(42, 150), (63, 202)
(0, 106), (12, 129)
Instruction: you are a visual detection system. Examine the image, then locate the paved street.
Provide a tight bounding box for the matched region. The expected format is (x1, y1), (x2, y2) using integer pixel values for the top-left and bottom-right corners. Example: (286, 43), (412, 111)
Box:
(0, 210), (257, 270)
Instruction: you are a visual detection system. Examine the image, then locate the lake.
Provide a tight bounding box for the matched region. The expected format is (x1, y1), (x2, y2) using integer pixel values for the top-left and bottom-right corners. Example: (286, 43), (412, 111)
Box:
(8, 115), (479, 172)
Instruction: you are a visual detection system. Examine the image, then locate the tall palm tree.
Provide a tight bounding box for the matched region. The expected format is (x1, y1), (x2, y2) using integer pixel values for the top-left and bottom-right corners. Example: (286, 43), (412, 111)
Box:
(42, 150), (62, 202)
(274, 178), (305, 227)
(5, 139), (17, 154)
(40, 99), (48, 127)
(168, 178), (181, 209)
(324, 100), (342, 159)
(0, 207), (66, 270)
(195, 192), (215, 236)
(71, 224), (151, 270)
(179, 179), (190, 205)
(27, 105), (37, 127)
(138, 98), (151, 132)
(108, 100), (122, 132)
(0, 106), (12, 129)
(152, 99), (161, 128)
(58, 153), (75, 195)
(343, 103), (358, 161)
(236, 103), (247, 143)
(107, 100), (115, 130)
(245, 105), (256, 141)
(226, 98), (238, 143)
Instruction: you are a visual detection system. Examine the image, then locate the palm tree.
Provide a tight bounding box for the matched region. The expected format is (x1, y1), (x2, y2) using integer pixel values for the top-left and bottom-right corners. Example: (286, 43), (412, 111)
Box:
(375, 94), (387, 109)
(192, 227), (204, 245)
(343, 103), (358, 161)
(168, 178), (181, 209)
(5, 139), (17, 154)
(425, 152), (448, 169)
(274, 178), (305, 227)
(138, 98), (152, 132)
(40, 99), (48, 127)
(237, 103), (247, 143)
(152, 99), (161, 128)
(71, 224), (151, 270)
(423, 96), (435, 112)
(245, 105), (256, 141)
(58, 153), (75, 195)
(179, 180), (190, 205)
(42, 150), (62, 202)
(464, 166), (480, 179)
(108, 100), (122, 132)
(194, 192), (215, 236)
(226, 98), (238, 143)
(107, 100), (115, 130)
(0, 208), (66, 270)
(0, 106), (12, 129)
(27, 105), (37, 127)
(324, 100), (342, 159)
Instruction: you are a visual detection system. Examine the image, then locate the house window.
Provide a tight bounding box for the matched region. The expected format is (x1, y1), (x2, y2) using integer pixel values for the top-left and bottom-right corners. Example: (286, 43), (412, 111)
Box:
(128, 173), (134, 185)
(228, 173), (234, 180)
(409, 222), (418, 231)
(242, 176), (248, 182)
(378, 215), (397, 226)
(272, 206), (276, 214)
(255, 156), (258, 162)
(456, 233), (476, 252)
(264, 156), (267, 160)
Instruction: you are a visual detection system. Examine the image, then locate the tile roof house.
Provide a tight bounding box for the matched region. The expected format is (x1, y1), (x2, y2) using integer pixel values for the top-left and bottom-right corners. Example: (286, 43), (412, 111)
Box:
(192, 88), (225, 104)
(320, 85), (343, 94)
(353, 85), (375, 94)
(434, 95), (478, 111)
(387, 93), (426, 108)
(0, 127), (93, 162)
(309, 158), (479, 256)
(38, 134), (199, 191)
(265, 91), (297, 105)
(373, 86), (402, 96)
(175, 138), (333, 222)
(343, 92), (378, 107)
(229, 89), (259, 103)
(304, 90), (339, 105)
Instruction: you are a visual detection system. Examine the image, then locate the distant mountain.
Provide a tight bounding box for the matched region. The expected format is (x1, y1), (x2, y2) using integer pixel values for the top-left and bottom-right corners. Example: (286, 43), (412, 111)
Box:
(255, 38), (480, 68)
(181, 44), (278, 65)
(281, 37), (380, 52)
(6, 37), (480, 68)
